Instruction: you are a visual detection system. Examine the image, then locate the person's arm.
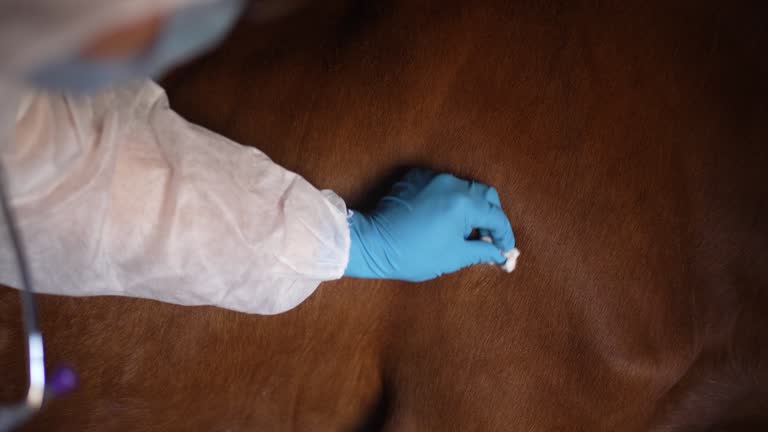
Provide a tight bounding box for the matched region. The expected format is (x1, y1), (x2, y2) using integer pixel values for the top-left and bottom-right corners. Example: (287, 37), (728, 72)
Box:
(1, 80), (349, 314)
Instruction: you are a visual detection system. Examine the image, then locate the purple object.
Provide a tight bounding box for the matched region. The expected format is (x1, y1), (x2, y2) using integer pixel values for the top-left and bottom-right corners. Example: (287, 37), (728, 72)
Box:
(48, 366), (77, 396)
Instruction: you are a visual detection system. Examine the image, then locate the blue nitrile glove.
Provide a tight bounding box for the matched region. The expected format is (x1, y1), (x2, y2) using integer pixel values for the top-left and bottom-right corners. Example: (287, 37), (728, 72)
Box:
(344, 168), (516, 281)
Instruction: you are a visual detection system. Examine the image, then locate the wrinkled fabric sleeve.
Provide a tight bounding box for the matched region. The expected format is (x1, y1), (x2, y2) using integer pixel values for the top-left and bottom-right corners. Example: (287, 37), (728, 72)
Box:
(0, 80), (350, 314)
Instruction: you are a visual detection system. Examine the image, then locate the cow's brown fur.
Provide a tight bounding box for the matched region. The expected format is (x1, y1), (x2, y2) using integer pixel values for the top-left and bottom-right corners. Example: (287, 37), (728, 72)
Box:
(1, 0), (767, 430)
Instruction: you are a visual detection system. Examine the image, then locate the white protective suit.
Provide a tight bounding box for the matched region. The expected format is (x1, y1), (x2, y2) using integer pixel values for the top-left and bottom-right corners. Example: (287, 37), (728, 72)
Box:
(0, 0), (351, 314)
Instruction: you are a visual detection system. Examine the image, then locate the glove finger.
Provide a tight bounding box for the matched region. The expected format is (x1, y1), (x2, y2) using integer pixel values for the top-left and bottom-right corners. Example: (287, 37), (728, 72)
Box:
(464, 181), (505, 241)
(468, 181), (502, 206)
(463, 240), (507, 265)
(467, 202), (516, 251)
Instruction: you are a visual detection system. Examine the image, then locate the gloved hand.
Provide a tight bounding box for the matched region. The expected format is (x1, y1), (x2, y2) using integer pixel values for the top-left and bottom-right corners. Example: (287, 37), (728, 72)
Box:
(344, 168), (515, 281)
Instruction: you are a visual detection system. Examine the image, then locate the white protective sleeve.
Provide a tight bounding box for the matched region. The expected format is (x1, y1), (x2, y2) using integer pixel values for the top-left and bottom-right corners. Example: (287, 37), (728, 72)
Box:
(0, 80), (351, 314)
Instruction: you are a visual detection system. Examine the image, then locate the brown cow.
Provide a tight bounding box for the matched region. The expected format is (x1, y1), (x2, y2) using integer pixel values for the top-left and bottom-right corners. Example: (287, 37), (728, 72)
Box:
(1, 0), (767, 430)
